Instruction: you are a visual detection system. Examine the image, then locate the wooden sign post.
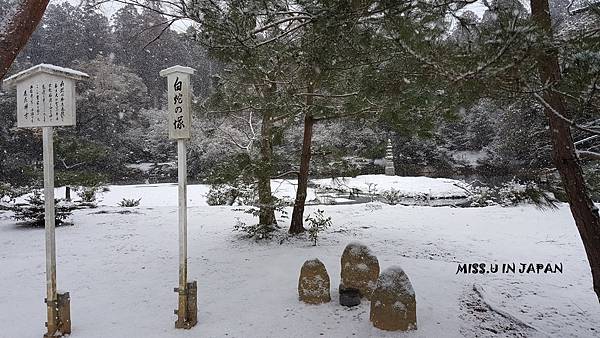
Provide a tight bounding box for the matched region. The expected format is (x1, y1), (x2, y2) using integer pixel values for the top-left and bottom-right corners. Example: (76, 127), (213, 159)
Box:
(159, 65), (197, 329)
(3, 64), (88, 338)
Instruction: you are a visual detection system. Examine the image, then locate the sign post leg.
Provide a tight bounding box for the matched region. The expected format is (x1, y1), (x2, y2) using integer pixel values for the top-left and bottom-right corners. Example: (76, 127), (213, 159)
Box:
(174, 139), (197, 329)
(42, 127), (70, 337)
(43, 126), (58, 337)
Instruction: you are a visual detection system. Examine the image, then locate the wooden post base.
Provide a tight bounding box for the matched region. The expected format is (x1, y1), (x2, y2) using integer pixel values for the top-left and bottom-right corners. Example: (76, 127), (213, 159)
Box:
(174, 281), (198, 329)
(44, 292), (71, 337)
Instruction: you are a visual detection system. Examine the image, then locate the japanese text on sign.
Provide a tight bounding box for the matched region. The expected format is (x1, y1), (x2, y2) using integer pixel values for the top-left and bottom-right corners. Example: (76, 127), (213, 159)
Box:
(165, 73), (191, 139)
(16, 74), (75, 127)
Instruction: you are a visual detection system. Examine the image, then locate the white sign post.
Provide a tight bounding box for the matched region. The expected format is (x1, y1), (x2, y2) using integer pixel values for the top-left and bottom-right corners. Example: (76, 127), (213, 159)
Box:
(3, 64), (88, 338)
(159, 65), (197, 329)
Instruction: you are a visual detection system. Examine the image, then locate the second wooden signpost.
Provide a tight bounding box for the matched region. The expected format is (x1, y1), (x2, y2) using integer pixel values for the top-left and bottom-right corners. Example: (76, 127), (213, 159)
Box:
(159, 65), (198, 329)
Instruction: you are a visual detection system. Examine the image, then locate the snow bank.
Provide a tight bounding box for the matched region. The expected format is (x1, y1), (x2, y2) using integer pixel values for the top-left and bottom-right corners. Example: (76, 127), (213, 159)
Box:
(15, 175), (468, 207)
(313, 175), (467, 198)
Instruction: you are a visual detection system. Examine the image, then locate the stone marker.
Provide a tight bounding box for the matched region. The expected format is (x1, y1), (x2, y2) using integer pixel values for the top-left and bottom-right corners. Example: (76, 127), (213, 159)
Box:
(384, 138), (395, 176)
(340, 242), (380, 299)
(298, 259), (331, 304)
(370, 266), (417, 331)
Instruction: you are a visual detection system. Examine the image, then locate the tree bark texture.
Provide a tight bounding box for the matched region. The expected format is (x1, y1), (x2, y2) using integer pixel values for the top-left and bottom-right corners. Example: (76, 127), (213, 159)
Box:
(0, 0), (49, 80)
(257, 109), (277, 226)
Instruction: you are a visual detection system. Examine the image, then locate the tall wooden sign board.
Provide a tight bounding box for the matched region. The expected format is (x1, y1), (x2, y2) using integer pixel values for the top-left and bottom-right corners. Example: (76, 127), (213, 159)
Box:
(3, 64), (88, 338)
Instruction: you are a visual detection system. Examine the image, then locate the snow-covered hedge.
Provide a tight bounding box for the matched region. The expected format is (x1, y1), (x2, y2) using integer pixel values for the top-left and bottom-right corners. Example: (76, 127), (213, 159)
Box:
(467, 180), (557, 208)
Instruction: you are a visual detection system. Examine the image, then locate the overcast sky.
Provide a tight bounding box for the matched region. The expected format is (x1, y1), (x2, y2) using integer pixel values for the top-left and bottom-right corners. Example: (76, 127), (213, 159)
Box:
(58, 0), (193, 31)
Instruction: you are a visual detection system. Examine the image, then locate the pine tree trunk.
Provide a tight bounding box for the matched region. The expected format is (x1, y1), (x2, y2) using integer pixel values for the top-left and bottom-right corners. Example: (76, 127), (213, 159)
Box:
(289, 83), (315, 234)
(289, 112), (314, 234)
(0, 0), (49, 79)
(257, 109), (277, 226)
(531, 0), (600, 302)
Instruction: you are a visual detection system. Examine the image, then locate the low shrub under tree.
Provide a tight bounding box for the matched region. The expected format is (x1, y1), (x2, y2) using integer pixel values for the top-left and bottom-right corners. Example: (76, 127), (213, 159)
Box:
(12, 191), (73, 227)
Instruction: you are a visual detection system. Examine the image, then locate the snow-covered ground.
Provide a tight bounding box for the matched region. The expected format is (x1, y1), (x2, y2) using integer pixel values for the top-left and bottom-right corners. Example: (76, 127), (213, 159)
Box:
(2, 179), (600, 337)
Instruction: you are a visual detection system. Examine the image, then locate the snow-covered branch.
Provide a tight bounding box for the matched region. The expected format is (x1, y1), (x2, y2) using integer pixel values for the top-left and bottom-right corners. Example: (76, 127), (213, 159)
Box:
(453, 20), (521, 82)
(394, 38), (456, 79)
(253, 20), (311, 48)
(532, 92), (600, 136)
(577, 150), (600, 160)
(250, 15), (312, 35)
(574, 135), (600, 145)
(296, 92), (358, 98)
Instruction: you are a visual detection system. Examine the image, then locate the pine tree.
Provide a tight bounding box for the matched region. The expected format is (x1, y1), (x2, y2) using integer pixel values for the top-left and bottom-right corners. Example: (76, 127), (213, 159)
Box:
(12, 191), (72, 227)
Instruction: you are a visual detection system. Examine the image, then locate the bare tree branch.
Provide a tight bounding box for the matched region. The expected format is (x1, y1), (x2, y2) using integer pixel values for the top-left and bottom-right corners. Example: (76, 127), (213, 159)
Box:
(59, 159), (85, 170)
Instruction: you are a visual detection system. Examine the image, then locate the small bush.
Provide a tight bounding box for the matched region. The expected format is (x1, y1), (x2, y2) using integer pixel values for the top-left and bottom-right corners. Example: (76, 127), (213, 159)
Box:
(380, 188), (403, 205)
(77, 186), (101, 203)
(75, 186), (105, 209)
(305, 209), (332, 246)
(12, 191), (72, 226)
(366, 183), (378, 202)
(118, 198), (141, 207)
(233, 219), (280, 240)
(206, 181), (255, 206)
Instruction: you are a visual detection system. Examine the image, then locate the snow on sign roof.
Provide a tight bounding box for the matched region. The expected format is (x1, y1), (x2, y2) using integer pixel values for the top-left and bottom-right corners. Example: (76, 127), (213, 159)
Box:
(2, 64), (89, 88)
(159, 65), (196, 77)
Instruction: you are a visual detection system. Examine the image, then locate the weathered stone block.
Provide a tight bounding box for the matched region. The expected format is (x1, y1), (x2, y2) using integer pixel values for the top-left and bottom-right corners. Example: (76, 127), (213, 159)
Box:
(370, 266), (417, 331)
(340, 242), (380, 299)
(298, 258), (331, 304)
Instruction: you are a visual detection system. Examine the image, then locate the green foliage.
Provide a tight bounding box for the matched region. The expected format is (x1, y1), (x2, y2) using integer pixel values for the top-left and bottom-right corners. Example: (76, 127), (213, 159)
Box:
(0, 91), (40, 186)
(305, 209), (332, 246)
(481, 99), (552, 173)
(233, 219), (281, 240)
(206, 180), (255, 206)
(54, 134), (113, 187)
(1, 0), (214, 189)
(118, 198), (141, 207)
(232, 197), (289, 239)
(12, 191), (72, 227)
(584, 163), (600, 201)
(16, 2), (113, 67)
(0, 182), (27, 203)
(75, 186), (103, 208)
